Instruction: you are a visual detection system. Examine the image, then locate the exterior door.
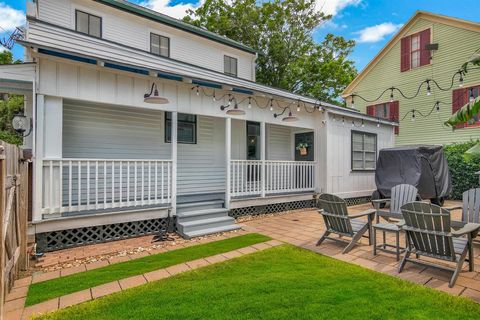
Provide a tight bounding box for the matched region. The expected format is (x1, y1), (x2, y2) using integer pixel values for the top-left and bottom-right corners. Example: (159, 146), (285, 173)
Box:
(246, 122), (260, 182)
(294, 132), (314, 189)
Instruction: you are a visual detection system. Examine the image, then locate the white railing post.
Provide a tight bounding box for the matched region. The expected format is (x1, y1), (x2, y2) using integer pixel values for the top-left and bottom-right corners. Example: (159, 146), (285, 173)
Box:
(171, 112), (178, 215)
(225, 117), (231, 208)
(260, 122), (266, 198)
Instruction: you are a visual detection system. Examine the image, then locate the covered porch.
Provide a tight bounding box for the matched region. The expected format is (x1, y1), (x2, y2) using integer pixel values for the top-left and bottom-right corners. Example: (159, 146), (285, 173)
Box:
(39, 99), (317, 219)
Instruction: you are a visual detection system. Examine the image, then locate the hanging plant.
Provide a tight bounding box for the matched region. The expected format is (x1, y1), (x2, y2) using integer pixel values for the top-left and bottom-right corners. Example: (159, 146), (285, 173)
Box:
(296, 142), (309, 155)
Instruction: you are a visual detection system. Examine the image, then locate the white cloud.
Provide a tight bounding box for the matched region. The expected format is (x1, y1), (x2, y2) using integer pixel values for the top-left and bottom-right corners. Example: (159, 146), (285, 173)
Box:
(354, 22), (403, 43)
(141, 0), (204, 19)
(315, 0), (362, 16)
(0, 3), (25, 32)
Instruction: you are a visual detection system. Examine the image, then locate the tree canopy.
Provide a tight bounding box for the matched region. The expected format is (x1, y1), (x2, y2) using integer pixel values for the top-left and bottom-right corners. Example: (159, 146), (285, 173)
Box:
(0, 50), (23, 145)
(184, 0), (357, 104)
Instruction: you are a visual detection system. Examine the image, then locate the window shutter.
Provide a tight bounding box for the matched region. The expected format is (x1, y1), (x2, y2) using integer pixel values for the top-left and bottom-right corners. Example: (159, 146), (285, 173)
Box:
(366, 105), (375, 116)
(420, 29), (431, 66)
(400, 36), (411, 72)
(389, 101), (400, 134)
(452, 88), (467, 129)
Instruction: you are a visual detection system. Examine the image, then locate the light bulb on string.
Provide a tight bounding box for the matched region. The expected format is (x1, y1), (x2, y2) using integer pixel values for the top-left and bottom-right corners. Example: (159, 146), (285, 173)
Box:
(350, 95), (355, 109)
(459, 72), (464, 87)
(435, 101), (440, 113)
(196, 86), (200, 96)
(248, 97), (252, 109)
(426, 80), (431, 96)
(342, 117), (345, 126)
(269, 99), (273, 111)
(351, 121), (355, 127)
(390, 88), (394, 102)
(411, 110), (416, 122)
(212, 91), (216, 102)
(361, 119), (365, 128)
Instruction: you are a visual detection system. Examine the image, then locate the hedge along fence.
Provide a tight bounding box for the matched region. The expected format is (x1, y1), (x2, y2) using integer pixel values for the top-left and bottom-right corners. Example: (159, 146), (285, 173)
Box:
(444, 141), (480, 200)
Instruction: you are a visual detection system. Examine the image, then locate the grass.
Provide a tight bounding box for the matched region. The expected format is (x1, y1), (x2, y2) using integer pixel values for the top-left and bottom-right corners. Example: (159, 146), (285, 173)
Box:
(37, 245), (480, 320)
(26, 233), (270, 306)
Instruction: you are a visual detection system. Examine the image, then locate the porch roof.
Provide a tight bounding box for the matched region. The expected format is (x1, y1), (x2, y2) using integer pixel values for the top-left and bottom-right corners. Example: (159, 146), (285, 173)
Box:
(21, 19), (397, 126)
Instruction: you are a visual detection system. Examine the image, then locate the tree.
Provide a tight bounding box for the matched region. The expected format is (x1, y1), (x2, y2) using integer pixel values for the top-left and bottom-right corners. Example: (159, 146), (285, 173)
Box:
(0, 50), (23, 145)
(184, 0), (357, 103)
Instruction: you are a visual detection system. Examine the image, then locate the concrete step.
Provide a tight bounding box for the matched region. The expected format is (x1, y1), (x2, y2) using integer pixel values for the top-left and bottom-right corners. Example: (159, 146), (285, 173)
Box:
(176, 200), (224, 214)
(177, 208), (228, 223)
(181, 224), (241, 239)
(177, 216), (235, 234)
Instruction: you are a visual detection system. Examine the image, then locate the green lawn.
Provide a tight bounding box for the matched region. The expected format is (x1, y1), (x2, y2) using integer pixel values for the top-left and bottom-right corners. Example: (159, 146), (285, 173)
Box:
(37, 245), (480, 320)
(26, 233), (270, 306)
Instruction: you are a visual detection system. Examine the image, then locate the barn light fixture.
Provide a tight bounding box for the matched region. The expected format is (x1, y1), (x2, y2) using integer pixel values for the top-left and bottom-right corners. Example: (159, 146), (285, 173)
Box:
(144, 82), (169, 104)
(12, 110), (32, 137)
(220, 95), (245, 115)
(274, 107), (298, 122)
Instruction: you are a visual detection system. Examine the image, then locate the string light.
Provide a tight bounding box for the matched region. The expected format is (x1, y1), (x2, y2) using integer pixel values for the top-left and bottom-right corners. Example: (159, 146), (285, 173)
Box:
(426, 80), (431, 96)
(212, 90), (216, 102)
(459, 72), (464, 87)
(350, 95), (355, 109)
(269, 99), (273, 111)
(196, 85), (200, 96)
(247, 97), (252, 109)
(435, 101), (440, 113)
(342, 117), (345, 125)
(411, 110), (416, 122)
(361, 119), (365, 128)
(390, 88), (394, 103)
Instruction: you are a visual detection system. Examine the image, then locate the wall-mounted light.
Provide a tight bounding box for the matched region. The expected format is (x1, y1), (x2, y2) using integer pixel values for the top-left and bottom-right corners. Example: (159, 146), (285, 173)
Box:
(274, 107), (298, 122)
(220, 96), (245, 115)
(12, 110), (33, 137)
(144, 82), (169, 104)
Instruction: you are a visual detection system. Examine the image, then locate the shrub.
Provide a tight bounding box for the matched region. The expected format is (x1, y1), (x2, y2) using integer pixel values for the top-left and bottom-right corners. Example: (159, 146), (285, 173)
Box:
(444, 141), (480, 199)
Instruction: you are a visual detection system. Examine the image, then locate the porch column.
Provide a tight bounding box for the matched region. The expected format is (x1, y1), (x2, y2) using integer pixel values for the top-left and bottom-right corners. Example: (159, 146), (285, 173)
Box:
(225, 117), (231, 209)
(171, 112), (178, 215)
(260, 122), (266, 198)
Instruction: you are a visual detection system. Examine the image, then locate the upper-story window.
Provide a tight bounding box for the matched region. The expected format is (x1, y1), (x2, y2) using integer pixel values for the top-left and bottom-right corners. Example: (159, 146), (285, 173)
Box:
(367, 101), (399, 134)
(75, 10), (102, 38)
(400, 28), (430, 72)
(224, 55), (238, 77)
(150, 33), (170, 58)
(452, 85), (480, 129)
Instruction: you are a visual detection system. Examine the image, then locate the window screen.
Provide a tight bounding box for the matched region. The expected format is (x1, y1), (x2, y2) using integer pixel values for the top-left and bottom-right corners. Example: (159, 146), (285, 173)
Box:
(352, 131), (377, 171)
(165, 112), (197, 144)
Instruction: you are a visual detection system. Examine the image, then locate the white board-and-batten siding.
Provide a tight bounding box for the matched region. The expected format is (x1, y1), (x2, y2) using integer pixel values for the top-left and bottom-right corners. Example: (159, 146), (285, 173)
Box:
(324, 113), (395, 198)
(36, 0), (255, 80)
(63, 101), (225, 195)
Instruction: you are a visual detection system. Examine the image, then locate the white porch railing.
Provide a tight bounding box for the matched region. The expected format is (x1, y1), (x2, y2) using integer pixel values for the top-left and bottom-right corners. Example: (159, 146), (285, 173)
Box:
(42, 159), (173, 215)
(230, 160), (315, 198)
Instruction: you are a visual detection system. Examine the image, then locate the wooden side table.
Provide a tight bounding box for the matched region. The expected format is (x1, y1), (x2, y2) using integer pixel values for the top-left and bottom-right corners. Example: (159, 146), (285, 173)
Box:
(372, 222), (405, 261)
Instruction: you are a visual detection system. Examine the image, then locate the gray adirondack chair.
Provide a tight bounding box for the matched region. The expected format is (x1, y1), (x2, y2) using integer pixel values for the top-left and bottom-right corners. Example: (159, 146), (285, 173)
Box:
(446, 188), (480, 227)
(317, 193), (376, 254)
(372, 184), (418, 222)
(399, 202), (480, 287)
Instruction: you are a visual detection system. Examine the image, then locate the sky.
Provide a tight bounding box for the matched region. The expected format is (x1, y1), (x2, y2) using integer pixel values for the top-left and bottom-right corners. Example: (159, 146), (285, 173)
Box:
(1, 0), (479, 73)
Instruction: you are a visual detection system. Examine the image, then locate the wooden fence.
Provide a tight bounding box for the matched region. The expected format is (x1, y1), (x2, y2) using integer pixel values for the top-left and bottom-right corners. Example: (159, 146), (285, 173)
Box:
(0, 141), (29, 319)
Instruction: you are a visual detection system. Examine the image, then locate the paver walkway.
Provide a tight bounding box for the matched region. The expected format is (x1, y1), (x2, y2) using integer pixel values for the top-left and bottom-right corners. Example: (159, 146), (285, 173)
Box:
(242, 202), (480, 303)
(4, 236), (282, 320)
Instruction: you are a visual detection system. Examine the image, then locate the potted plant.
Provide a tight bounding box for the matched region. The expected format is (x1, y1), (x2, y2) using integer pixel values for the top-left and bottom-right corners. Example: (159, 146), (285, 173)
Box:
(296, 142), (309, 156)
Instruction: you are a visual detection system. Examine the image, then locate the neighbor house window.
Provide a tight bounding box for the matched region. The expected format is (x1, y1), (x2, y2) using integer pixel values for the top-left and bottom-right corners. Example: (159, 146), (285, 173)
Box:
(452, 85), (480, 129)
(165, 112), (197, 144)
(150, 33), (170, 57)
(75, 10), (102, 38)
(224, 55), (238, 77)
(351, 131), (377, 171)
(366, 101), (399, 134)
(400, 28), (430, 72)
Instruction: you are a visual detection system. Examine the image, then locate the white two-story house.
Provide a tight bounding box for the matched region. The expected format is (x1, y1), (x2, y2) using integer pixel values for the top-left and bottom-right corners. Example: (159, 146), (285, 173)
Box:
(0, 0), (396, 252)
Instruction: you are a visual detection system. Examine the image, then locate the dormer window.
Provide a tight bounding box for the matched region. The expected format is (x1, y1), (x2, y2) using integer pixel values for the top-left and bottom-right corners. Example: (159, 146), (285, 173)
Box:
(75, 10), (101, 38)
(224, 55), (238, 77)
(150, 33), (170, 58)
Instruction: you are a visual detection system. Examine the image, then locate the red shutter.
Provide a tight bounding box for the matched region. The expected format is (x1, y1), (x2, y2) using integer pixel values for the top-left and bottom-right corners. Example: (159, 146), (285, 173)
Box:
(366, 105), (375, 116)
(452, 88), (467, 129)
(420, 29), (431, 66)
(389, 101), (400, 134)
(400, 36), (411, 72)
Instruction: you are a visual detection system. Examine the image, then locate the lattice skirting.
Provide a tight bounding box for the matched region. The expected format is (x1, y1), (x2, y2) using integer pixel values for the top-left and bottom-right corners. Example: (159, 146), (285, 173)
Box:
(36, 217), (173, 252)
(345, 196), (372, 206)
(229, 196), (372, 218)
(229, 200), (316, 218)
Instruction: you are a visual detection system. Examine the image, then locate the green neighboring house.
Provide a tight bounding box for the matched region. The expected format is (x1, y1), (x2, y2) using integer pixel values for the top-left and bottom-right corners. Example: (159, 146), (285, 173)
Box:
(343, 11), (480, 146)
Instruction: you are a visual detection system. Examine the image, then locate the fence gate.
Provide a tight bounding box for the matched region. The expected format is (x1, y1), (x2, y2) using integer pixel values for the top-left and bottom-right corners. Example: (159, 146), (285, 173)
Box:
(0, 141), (29, 319)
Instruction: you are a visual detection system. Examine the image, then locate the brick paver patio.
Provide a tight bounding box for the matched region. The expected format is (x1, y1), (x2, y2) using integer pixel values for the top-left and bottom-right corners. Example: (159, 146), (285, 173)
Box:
(241, 201), (480, 303)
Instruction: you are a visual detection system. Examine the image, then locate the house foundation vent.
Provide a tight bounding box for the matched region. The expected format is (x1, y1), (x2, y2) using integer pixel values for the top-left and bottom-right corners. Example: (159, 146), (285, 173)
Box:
(36, 217), (172, 252)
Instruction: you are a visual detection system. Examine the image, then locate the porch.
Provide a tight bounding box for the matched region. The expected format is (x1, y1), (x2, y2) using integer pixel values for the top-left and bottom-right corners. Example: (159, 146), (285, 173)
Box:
(38, 99), (316, 221)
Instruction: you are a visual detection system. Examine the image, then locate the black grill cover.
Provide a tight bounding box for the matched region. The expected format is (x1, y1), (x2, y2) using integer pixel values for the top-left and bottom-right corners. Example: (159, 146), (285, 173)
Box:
(375, 145), (452, 199)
